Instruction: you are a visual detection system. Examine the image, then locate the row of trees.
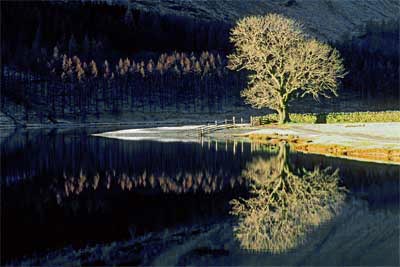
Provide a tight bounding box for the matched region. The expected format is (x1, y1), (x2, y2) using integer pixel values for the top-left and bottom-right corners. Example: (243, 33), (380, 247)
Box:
(2, 48), (247, 120)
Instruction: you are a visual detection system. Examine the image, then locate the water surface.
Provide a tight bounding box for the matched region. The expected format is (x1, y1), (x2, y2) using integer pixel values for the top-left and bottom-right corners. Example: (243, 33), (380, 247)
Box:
(1, 128), (399, 265)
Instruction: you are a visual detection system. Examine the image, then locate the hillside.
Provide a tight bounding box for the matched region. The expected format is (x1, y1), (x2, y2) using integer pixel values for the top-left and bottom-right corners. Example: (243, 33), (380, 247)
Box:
(1, 0), (399, 127)
(123, 0), (399, 41)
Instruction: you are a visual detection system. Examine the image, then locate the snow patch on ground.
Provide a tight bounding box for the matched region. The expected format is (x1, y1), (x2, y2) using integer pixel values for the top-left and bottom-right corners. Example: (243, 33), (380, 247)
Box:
(93, 125), (204, 142)
(97, 125), (202, 135)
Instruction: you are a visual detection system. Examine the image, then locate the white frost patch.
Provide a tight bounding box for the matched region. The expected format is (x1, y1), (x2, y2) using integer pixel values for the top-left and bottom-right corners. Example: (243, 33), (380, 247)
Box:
(92, 125), (204, 142)
(95, 125), (202, 135)
(96, 135), (198, 143)
(246, 128), (300, 136)
(297, 123), (400, 139)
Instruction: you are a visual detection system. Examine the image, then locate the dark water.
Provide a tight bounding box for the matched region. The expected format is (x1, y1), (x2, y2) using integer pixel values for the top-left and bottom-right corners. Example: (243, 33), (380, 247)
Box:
(1, 128), (399, 265)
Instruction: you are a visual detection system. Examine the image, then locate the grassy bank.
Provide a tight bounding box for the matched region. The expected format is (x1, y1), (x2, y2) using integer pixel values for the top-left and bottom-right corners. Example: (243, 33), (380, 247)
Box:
(247, 133), (400, 164)
(244, 122), (400, 164)
(254, 111), (400, 125)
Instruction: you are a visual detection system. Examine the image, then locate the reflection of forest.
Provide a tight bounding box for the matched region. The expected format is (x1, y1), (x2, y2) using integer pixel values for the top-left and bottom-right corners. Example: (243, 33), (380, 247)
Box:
(231, 143), (347, 253)
(57, 168), (248, 202)
(1, 130), (260, 262)
(1, 129), (252, 183)
(1, 129), (261, 211)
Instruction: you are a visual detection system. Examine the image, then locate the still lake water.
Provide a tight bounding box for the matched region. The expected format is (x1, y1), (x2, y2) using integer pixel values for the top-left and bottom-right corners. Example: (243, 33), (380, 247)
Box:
(1, 127), (399, 266)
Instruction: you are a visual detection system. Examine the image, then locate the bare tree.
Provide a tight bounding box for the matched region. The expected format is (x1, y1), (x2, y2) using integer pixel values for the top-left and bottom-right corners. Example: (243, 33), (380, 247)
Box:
(228, 14), (346, 123)
(230, 143), (347, 253)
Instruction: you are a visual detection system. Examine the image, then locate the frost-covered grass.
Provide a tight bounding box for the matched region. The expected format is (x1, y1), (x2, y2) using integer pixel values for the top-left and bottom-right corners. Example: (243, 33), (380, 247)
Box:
(245, 122), (400, 164)
(248, 123), (400, 149)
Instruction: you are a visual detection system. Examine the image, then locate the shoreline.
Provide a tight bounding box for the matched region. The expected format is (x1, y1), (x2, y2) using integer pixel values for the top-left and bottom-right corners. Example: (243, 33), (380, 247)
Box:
(90, 122), (400, 165)
(3, 122), (399, 165)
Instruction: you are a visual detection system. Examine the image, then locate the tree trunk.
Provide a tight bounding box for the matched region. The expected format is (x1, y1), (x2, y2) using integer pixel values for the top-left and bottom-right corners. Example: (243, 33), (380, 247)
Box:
(277, 104), (289, 124)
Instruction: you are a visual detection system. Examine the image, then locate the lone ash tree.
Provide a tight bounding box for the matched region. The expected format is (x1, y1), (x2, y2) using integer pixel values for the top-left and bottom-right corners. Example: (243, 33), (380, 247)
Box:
(228, 14), (346, 124)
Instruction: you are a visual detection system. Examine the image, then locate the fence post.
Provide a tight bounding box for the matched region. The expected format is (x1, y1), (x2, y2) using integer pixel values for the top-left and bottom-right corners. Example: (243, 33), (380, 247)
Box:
(225, 119), (227, 124)
(232, 116), (235, 125)
(250, 116), (253, 126)
(240, 117), (243, 124)
(215, 120), (217, 126)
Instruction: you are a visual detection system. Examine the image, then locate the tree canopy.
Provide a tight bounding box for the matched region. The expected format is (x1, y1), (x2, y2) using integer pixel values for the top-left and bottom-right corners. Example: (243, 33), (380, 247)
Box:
(228, 14), (346, 123)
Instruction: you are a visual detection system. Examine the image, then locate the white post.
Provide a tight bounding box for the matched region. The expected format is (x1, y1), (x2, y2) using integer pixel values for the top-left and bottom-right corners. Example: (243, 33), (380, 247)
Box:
(232, 116), (235, 125)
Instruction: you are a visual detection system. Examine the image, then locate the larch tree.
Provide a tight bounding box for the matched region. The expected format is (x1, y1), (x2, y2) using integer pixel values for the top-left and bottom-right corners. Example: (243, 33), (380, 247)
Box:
(228, 14), (346, 123)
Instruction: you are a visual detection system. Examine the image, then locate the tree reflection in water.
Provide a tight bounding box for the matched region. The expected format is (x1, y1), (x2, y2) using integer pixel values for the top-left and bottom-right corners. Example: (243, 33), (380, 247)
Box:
(55, 168), (246, 206)
(230, 142), (347, 253)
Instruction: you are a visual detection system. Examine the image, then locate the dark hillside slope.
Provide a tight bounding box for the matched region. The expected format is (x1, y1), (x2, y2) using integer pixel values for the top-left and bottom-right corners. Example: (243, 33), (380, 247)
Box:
(122, 0), (399, 41)
(2, 0), (399, 56)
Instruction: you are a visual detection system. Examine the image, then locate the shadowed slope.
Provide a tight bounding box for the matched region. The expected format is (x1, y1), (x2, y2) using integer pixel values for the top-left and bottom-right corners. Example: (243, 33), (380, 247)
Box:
(125, 0), (399, 41)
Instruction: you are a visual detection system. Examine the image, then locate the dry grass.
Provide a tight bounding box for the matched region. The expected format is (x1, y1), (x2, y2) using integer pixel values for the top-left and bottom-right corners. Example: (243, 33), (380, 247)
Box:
(294, 143), (400, 163)
(247, 133), (400, 164)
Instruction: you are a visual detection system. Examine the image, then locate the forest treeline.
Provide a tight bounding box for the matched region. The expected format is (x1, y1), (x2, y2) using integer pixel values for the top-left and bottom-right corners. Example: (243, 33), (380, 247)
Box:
(2, 48), (247, 120)
(1, 0), (231, 62)
(1, 1), (399, 121)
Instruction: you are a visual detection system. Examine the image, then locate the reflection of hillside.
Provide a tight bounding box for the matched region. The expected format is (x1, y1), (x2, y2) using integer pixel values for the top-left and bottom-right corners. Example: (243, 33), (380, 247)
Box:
(11, 199), (399, 266)
(150, 199), (399, 267)
(231, 143), (347, 253)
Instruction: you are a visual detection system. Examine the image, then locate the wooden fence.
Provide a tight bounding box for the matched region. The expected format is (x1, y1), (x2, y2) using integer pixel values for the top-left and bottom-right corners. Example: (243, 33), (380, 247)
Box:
(197, 116), (250, 136)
